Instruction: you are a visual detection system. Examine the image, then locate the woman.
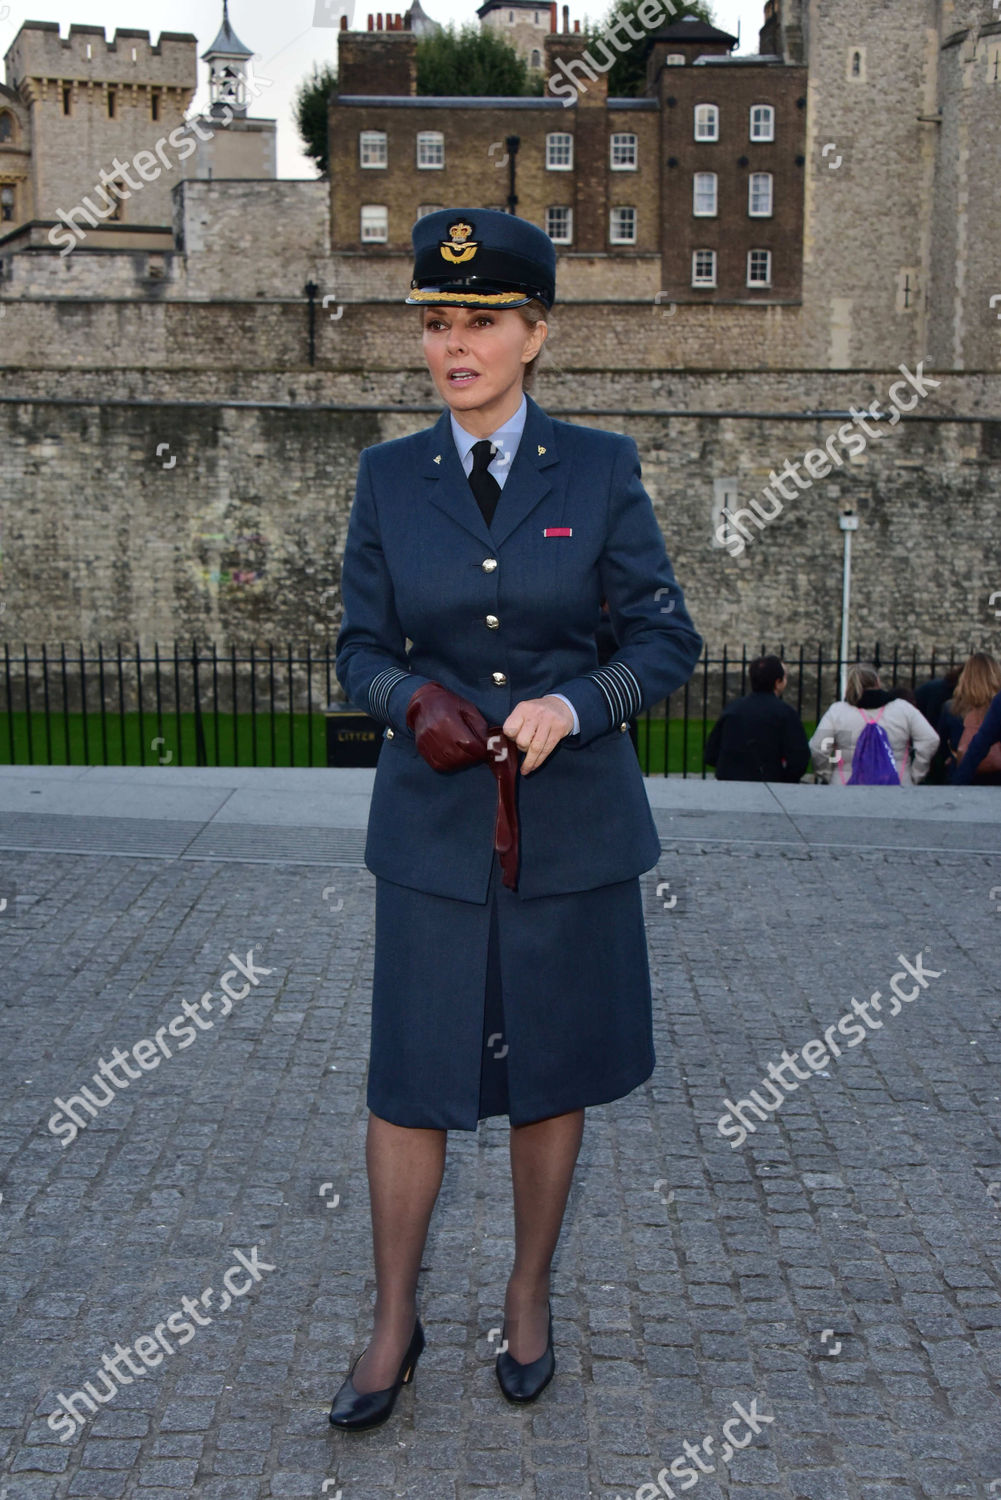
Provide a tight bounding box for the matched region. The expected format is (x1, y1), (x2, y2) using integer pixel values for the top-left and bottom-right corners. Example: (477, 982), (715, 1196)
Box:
(809, 662), (938, 785)
(331, 208), (703, 1429)
(939, 652), (1001, 785)
(952, 686), (1001, 784)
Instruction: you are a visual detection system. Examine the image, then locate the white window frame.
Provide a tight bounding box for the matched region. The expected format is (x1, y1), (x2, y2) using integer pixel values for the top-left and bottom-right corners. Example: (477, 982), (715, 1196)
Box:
(546, 205), (573, 244)
(747, 248), (772, 286)
(546, 132), (573, 170)
(749, 171), (773, 216)
(692, 249), (717, 287)
(666, 53), (686, 65)
(609, 206), (636, 244)
(360, 204), (388, 242)
(749, 104), (774, 142)
(416, 131), (444, 169)
(610, 132), (637, 169)
(359, 130), (387, 168)
(693, 171), (717, 217)
(415, 203), (443, 218)
(694, 103), (719, 141)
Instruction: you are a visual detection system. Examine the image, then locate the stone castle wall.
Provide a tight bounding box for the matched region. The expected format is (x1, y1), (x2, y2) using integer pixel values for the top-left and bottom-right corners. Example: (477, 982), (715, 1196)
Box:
(1, 365), (998, 667)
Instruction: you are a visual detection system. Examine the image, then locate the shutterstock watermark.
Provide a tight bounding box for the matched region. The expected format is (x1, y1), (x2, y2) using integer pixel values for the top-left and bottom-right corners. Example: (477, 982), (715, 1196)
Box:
(48, 71), (272, 257)
(548, 0), (679, 106)
(47, 947), (273, 1146)
(717, 950), (945, 1148)
(46, 1246), (275, 1443)
(613, 1396), (776, 1499)
(714, 362), (942, 558)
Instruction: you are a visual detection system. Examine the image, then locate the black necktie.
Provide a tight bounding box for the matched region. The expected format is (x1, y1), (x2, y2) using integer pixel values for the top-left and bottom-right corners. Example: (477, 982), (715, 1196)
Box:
(468, 439), (501, 527)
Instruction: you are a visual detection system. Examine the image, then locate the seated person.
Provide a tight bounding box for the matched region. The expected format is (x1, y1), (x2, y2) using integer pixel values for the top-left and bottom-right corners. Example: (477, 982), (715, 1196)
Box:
(704, 655), (810, 782)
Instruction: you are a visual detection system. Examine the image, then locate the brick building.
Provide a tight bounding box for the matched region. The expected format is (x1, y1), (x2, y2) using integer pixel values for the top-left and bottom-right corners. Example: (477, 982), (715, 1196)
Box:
(330, 8), (807, 306)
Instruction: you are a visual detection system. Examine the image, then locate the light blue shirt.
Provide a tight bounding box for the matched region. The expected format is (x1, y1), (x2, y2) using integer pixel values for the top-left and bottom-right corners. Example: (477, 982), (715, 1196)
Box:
(450, 394), (579, 736)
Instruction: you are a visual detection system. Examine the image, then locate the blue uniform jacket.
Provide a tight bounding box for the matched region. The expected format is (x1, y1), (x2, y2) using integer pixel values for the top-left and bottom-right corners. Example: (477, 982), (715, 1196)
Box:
(335, 392), (703, 901)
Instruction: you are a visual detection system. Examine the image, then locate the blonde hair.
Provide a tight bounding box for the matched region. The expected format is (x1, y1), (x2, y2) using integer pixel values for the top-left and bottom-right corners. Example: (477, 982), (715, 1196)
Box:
(417, 299), (549, 391)
(515, 298), (549, 390)
(952, 652), (1001, 717)
(844, 662), (881, 705)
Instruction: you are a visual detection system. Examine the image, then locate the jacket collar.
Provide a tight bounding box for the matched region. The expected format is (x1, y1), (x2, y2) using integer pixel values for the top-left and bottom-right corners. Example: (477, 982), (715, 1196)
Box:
(419, 390), (559, 548)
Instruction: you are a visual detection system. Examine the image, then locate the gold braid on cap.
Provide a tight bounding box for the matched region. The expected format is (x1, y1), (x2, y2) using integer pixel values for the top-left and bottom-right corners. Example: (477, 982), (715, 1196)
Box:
(408, 287), (530, 305)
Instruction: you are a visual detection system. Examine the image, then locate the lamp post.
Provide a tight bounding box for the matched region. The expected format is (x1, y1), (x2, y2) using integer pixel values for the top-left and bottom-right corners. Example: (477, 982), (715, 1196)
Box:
(304, 279), (318, 366)
(505, 135), (520, 216)
(838, 507), (859, 698)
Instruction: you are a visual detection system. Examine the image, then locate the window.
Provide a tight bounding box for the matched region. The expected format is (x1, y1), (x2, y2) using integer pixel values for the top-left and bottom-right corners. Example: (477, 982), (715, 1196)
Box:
(609, 206), (636, 244)
(62, 85), (72, 115)
(0, 112), (12, 143)
(610, 132), (637, 169)
(416, 203), (443, 218)
(694, 104), (718, 141)
(107, 88), (117, 119)
(107, 179), (126, 221)
(151, 92), (161, 123)
(416, 131), (444, 169)
(666, 53), (685, 65)
(851, 49), (861, 77)
(546, 206), (572, 243)
(361, 205), (388, 242)
(749, 172), (773, 216)
(692, 249), (716, 287)
(693, 172), (717, 216)
(747, 249), (772, 286)
(1, 185), (15, 223)
(546, 132), (573, 169)
(359, 130), (388, 168)
(749, 104), (774, 141)
(530, 48), (541, 67)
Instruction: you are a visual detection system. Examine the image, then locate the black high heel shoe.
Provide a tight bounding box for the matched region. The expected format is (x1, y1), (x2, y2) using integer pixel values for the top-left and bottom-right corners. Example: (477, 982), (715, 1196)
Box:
(495, 1301), (555, 1403)
(329, 1317), (425, 1430)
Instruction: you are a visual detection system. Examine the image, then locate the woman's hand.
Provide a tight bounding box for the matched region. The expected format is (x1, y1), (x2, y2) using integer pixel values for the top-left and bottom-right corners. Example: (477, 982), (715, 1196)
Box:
(502, 695), (575, 775)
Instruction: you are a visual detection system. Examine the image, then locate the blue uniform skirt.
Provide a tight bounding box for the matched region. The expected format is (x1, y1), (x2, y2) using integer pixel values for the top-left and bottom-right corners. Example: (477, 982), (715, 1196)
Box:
(367, 850), (655, 1129)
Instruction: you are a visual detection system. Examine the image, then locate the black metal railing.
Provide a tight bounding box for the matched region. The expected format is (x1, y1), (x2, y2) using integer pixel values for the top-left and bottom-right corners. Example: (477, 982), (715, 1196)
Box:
(0, 640), (976, 776)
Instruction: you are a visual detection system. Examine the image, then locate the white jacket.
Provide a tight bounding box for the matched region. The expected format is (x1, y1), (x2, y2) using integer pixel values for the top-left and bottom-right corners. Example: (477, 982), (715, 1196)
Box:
(809, 699), (939, 786)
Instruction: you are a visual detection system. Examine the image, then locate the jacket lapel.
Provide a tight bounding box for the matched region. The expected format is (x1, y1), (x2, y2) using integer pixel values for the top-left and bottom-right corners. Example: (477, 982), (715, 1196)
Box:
(418, 392), (560, 548)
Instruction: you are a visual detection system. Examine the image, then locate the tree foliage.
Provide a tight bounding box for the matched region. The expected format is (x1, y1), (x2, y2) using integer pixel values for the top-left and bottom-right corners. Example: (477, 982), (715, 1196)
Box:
(294, 60), (338, 176)
(416, 22), (543, 96)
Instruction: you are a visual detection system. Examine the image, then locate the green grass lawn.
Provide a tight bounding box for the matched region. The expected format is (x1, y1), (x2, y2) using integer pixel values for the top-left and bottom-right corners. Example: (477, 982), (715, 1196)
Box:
(0, 710), (821, 775)
(0, 710), (328, 768)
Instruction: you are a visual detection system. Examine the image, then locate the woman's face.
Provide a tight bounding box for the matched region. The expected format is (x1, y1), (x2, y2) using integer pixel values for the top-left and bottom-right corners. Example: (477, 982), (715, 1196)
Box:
(421, 305), (547, 424)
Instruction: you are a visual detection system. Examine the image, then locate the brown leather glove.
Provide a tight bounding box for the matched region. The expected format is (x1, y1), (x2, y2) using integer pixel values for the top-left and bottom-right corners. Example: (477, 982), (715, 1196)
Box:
(405, 683), (521, 889)
(485, 730), (520, 891)
(405, 681), (490, 772)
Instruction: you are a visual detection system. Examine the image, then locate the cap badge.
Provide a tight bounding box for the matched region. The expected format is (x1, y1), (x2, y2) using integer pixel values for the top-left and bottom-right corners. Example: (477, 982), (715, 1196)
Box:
(439, 220), (479, 266)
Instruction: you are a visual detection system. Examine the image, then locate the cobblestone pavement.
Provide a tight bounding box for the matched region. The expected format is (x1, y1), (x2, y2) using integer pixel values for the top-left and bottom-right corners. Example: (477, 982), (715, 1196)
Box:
(0, 802), (999, 1499)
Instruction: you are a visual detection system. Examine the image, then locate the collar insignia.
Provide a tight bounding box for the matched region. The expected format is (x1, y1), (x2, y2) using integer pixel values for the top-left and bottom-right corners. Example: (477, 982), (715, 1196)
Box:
(433, 453), (442, 463)
(439, 220), (479, 266)
(537, 445), (546, 455)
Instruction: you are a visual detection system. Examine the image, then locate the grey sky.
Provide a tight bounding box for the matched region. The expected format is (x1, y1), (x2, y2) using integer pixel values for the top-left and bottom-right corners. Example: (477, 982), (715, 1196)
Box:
(1, 0), (767, 178)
